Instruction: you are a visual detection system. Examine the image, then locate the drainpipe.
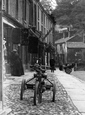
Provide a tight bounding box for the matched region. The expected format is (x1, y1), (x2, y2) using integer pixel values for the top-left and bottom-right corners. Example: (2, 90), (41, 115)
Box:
(0, 0), (2, 110)
(64, 42), (67, 64)
(68, 26), (70, 37)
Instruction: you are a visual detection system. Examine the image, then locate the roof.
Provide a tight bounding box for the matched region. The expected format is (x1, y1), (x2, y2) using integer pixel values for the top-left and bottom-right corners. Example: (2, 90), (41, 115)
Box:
(55, 35), (75, 44)
(55, 31), (84, 44)
(67, 42), (85, 48)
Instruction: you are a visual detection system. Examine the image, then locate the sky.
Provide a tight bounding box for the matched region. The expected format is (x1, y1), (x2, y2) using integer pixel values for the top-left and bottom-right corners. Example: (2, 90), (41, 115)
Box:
(40, 0), (57, 9)
(49, 0), (57, 9)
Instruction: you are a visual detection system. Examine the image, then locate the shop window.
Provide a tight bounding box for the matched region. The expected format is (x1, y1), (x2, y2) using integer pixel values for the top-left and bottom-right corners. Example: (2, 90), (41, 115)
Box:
(3, 37), (7, 62)
(21, 28), (29, 45)
(28, 36), (39, 53)
(3, 24), (13, 63)
(12, 28), (21, 44)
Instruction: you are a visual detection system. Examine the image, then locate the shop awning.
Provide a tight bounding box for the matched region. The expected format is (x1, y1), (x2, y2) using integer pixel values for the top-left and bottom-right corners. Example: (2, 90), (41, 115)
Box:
(55, 35), (75, 44)
(3, 18), (16, 28)
(3, 11), (24, 28)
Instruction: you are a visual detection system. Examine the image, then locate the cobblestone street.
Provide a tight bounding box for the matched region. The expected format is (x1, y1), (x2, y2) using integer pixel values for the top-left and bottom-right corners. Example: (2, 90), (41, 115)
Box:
(3, 71), (81, 115)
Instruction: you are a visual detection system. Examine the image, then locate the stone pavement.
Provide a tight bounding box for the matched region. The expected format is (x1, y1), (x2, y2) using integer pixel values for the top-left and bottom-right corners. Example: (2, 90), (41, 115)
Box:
(0, 101), (12, 115)
(3, 71), (35, 87)
(71, 71), (85, 82)
(0, 71), (35, 115)
(54, 69), (85, 115)
(2, 70), (83, 115)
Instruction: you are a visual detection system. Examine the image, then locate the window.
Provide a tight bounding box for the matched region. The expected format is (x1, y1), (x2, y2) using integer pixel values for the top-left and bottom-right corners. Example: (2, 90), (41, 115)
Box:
(38, 6), (39, 20)
(34, 3), (37, 26)
(29, 1), (33, 25)
(44, 28), (45, 35)
(48, 20), (49, 29)
(16, 0), (18, 19)
(46, 18), (48, 29)
(41, 10), (43, 24)
(83, 34), (85, 43)
(43, 13), (45, 26)
(24, 0), (26, 20)
(6, 0), (9, 13)
(41, 25), (43, 34)
(38, 22), (39, 31)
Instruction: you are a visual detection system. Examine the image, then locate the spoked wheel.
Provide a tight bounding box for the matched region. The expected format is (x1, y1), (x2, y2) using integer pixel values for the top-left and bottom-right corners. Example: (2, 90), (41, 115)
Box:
(20, 79), (26, 100)
(52, 83), (56, 102)
(65, 68), (72, 74)
(34, 81), (42, 105)
(38, 84), (42, 103)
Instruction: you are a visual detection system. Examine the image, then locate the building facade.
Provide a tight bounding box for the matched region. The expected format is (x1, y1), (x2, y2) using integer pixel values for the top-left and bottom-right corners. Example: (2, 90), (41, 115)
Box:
(2, 0), (55, 73)
(0, 0), (55, 111)
(55, 30), (85, 68)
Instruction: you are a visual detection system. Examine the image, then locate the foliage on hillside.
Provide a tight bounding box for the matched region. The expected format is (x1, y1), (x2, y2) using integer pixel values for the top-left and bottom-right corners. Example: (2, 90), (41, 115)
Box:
(52, 0), (85, 31)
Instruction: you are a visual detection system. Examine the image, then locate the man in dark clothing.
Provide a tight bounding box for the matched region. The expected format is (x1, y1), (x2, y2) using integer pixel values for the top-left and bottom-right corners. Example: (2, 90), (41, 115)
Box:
(59, 59), (63, 71)
(9, 49), (24, 76)
(50, 58), (55, 72)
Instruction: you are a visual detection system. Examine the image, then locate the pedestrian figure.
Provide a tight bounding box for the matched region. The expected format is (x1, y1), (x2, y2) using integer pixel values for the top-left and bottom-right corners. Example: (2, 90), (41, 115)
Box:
(59, 59), (63, 71)
(9, 49), (24, 76)
(50, 57), (55, 72)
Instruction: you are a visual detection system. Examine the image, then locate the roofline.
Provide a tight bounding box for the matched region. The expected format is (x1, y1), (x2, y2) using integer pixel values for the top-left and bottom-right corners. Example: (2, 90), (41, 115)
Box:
(55, 35), (75, 44)
(55, 30), (84, 44)
(38, 2), (55, 23)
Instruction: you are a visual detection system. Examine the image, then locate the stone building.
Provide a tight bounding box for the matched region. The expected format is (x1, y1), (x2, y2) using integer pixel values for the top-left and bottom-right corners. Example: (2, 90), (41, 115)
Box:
(0, 0), (55, 112)
(2, 0), (55, 73)
(55, 28), (85, 69)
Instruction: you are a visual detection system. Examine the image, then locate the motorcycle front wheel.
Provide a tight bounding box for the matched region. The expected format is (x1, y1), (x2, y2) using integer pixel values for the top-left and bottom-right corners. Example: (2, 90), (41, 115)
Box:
(34, 81), (42, 105)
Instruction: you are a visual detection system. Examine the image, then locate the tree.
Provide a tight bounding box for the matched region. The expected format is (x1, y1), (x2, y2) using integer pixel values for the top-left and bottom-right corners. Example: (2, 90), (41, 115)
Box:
(40, 0), (57, 14)
(52, 0), (79, 26)
(70, 0), (85, 30)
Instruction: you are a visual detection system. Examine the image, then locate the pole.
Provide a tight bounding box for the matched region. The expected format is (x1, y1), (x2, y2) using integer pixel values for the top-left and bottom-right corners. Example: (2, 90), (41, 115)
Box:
(0, 0), (2, 109)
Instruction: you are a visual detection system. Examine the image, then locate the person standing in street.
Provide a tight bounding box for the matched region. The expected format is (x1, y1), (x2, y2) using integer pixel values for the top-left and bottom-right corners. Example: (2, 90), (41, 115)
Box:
(59, 59), (63, 71)
(9, 49), (24, 76)
(50, 57), (55, 72)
